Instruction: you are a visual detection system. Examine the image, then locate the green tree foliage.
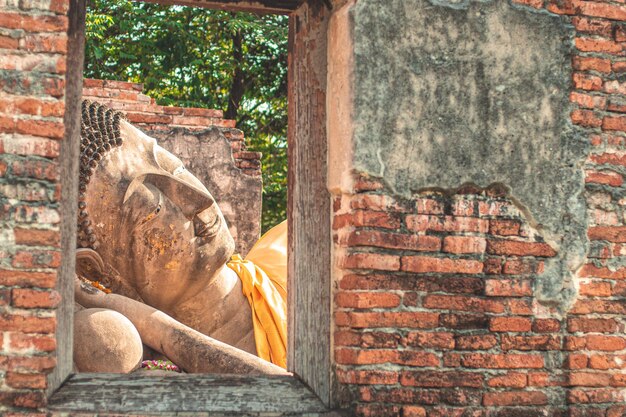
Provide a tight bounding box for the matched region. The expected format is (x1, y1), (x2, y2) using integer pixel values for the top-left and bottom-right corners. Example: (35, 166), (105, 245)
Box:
(85, 0), (288, 232)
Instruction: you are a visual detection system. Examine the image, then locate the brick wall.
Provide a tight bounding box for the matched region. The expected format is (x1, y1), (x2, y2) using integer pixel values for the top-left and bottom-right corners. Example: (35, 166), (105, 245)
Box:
(333, 1), (626, 416)
(82, 78), (263, 255)
(0, 0), (69, 410)
(3, 0), (626, 416)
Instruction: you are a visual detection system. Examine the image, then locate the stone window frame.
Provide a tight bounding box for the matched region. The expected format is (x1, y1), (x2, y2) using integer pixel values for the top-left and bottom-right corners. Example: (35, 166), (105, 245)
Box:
(48, 0), (333, 412)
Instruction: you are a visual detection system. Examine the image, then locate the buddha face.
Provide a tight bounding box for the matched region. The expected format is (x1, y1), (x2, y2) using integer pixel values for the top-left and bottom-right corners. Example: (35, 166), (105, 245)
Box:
(83, 119), (235, 312)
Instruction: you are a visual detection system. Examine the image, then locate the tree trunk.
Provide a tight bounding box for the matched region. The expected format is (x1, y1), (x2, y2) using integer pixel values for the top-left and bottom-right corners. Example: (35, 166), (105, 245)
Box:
(225, 29), (245, 120)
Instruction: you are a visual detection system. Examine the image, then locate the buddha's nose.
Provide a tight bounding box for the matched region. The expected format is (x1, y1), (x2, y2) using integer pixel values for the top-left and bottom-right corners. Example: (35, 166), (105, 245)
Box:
(144, 173), (215, 220)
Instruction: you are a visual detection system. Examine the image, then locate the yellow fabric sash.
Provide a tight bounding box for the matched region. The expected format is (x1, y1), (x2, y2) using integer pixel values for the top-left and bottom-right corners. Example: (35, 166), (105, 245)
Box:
(227, 221), (287, 368)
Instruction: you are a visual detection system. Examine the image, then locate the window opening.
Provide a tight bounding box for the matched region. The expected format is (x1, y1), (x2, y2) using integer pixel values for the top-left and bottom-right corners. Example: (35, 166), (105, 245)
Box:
(73, 0), (290, 376)
(49, 0), (331, 411)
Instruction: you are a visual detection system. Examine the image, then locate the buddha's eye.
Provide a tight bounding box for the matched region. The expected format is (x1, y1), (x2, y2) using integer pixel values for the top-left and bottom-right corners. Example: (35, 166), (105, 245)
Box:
(155, 203), (162, 214)
(173, 166), (185, 176)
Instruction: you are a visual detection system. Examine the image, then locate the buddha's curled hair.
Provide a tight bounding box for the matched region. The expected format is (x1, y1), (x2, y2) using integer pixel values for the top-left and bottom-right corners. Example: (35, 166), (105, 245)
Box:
(77, 100), (124, 250)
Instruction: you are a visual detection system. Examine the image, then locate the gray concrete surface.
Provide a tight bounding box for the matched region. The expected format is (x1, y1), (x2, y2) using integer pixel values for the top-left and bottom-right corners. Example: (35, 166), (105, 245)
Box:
(350, 0), (588, 310)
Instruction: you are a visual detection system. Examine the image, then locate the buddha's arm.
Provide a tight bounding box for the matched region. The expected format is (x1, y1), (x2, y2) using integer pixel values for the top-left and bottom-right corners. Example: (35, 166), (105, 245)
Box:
(74, 277), (287, 376)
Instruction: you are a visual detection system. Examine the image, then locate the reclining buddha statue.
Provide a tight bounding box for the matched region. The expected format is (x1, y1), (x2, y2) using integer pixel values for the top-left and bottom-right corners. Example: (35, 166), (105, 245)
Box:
(73, 100), (287, 375)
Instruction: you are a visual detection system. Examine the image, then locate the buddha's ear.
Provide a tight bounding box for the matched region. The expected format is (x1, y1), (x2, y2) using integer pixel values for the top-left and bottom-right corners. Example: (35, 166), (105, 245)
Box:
(75, 248), (105, 280)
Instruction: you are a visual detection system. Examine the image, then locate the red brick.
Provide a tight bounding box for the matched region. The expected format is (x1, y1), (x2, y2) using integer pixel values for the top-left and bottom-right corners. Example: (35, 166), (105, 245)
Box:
(335, 348), (439, 367)
(0, 12), (68, 32)
(7, 355), (56, 372)
(487, 239), (556, 257)
(579, 281), (612, 297)
(11, 288), (60, 308)
(572, 17), (613, 38)
(440, 314), (489, 330)
(8, 333), (56, 352)
(403, 331), (454, 349)
(455, 334), (498, 350)
(401, 256), (483, 274)
(612, 281), (626, 296)
(400, 371), (483, 388)
(442, 236), (486, 254)
(507, 298), (534, 316)
(588, 354), (626, 370)
(341, 253), (400, 271)
(603, 116), (626, 132)
(572, 72), (604, 91)
(402, 406), (426, 417)
(0, 313), (56, 333)
(5, 372), (46, 389)
(532, 318), (561, 333)
(576, 1), (626, 21)
(570, 92), (607, 110)
(349, 194), (408, 212)
(589, 152), (626, 167)
(1, 391), (47, 408)
(415, 198), (444, 214)
(489, 219), (521, 236)
(483, 391), (548, 406)
(586, 335), (626, 351)
(402, 292), (419, 307)
(483, 257), (503, 274)
(569, 372), (611, 387)
(15, 119), (64, 139)
(575, 37), (622, 54)
(343, 230), (441, 252)
(490, 317), (532, 332)
(353, 177), (384, 192)
(334, 210), (400, 230)
(487, 372), (527, 388)
(588, 226), (626, 242)
(568, 317), (618, 333)
(11, 159), (58, 181)
(511, 0), (544, 8)
(181, 107), (222, 117)
(125, 112), (172, 124)
(335, 330), (401, 348)
(338, 274), (483, 294)
(571, 109), (603, 127)
(585, 170), (623, 187)
(13, 227), (59, 247)
(613, 61), (626, 73)
(405, 215), (488, 233)
(529, 372), (568, 388)
(0, 269), (56, 288)
(21, 33), (67, 53)
(485, 279), (532, 296)
(546, 0), (577, 14)
(423, 295), (505, 313)
(336, 369), (398, 385)
(0, 35), (18, 49)
(566, 354), (589, 370)
(501, 335), (561, 351)
(450, 199), (475, 216)
(608, 102), (626, 116)
(11, 250), (60, 268)
(568, 388), (624, 404)
(335, 311), (439, 329)
(335, 292), (401, 309)
(580, 264), (626, 279)
(461, 353), (544, 369)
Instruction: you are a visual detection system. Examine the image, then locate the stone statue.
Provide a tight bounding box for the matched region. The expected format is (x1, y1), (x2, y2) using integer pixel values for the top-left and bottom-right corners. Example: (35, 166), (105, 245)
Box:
(73, 101), (286, 375)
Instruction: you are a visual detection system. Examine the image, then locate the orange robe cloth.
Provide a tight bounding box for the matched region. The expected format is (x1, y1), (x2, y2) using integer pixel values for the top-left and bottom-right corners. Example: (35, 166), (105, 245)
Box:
(227, 220), (287, 368)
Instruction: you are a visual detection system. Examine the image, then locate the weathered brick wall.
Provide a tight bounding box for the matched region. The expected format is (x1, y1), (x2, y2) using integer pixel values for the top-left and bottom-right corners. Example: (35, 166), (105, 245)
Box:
(82, 78), (263, 255)
(0, 0), (69, 410)
(332, 1), (626, 416)
(3, 0), (626, 416)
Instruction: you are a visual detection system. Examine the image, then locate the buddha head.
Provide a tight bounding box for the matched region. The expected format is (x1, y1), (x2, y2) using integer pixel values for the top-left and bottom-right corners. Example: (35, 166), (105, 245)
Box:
(76, 101), (235, 312)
